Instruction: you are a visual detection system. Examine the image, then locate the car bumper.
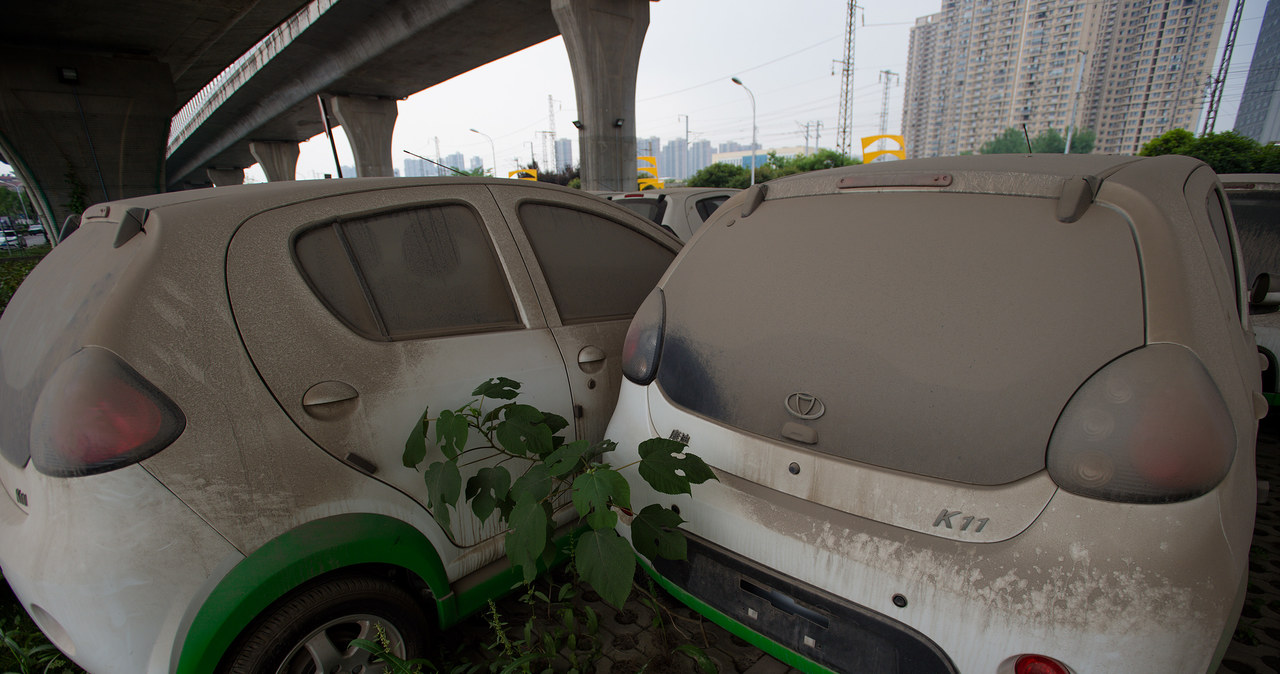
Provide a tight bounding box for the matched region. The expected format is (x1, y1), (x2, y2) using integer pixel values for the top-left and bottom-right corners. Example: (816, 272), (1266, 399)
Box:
(608, 381), (1252, 674)
(0, 462), (241, 674)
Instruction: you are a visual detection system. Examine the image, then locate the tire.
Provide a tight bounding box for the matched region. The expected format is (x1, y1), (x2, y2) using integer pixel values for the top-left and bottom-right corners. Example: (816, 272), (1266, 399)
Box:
(218, 575), (431, 674)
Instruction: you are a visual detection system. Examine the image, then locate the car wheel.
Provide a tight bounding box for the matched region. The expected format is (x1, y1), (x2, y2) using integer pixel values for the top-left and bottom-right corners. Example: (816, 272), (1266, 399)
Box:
(219, 575), (431, 674)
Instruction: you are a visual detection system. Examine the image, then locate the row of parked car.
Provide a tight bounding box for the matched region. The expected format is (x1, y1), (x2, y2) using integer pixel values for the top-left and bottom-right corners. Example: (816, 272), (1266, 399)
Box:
(0, 155), (1270, 674)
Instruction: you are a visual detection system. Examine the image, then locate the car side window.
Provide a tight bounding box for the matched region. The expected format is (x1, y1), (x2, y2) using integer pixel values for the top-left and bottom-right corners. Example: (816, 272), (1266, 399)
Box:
(293, 203), (520, 340)
(1206, 189), (1243, 320)
(694, 196), (729, 222)
(518, 202), (675, 323)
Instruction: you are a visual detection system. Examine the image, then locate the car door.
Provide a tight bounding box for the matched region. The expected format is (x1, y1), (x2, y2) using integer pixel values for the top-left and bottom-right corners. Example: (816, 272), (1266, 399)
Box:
(226, 184), (574, 549)
(488, 185), (680, 444)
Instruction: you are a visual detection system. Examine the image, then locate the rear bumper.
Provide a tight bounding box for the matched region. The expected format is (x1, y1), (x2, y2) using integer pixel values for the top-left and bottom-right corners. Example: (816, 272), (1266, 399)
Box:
(0, 463), (241, 674)
(608, 381), (1252, 674)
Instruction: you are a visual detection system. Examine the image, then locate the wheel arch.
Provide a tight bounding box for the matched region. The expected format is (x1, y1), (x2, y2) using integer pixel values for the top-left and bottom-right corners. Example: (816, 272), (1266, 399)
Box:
(174, 513), (453, 674)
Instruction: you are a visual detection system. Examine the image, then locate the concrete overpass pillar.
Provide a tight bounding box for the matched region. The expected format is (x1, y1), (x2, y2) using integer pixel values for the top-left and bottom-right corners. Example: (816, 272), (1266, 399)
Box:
(207, 168), (245, 186)
(553, 0), (649, 192)
(329, 96), (397, 177)
(0, 46), (173, 234)
(250, 141), (300, 182)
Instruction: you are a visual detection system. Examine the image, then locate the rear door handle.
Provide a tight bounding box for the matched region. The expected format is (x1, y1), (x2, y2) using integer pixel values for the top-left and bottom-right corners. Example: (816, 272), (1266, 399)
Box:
(302, 381), (359, 407)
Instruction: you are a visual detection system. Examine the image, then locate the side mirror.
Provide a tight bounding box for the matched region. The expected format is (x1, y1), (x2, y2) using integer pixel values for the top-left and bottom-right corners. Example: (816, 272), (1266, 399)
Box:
(1250, 273), (1280, 313)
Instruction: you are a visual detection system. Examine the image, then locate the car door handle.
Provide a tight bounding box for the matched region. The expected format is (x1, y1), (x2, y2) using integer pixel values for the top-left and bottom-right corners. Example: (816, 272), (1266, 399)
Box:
(302, 381), (360, 407)
(578, 346), (607, 374)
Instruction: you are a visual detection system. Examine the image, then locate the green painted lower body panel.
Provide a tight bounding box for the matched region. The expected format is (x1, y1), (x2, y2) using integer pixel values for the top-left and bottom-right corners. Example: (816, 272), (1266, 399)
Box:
(636, 555), (834, 674)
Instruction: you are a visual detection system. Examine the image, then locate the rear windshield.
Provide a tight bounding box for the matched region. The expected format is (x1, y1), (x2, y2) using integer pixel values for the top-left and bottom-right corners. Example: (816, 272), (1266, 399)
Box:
(656, 191), (1144, 485)
(611, 198), (666, 224)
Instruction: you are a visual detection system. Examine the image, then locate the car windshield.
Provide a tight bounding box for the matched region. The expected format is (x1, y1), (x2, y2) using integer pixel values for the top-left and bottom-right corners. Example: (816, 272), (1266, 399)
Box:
(611, 198), (664, 224)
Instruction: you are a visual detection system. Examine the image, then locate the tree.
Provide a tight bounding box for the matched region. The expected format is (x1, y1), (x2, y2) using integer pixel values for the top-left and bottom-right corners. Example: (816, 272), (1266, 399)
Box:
(979, 127), (1094, 155)
(979, 127), (1031, 154)
(1139, 128), (1196, 157)
(1140, 128), (1273, 174)
(688, 162), (750, 189)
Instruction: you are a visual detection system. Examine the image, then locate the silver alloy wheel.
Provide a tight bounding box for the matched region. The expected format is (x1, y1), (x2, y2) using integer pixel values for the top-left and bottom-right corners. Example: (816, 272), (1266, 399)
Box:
(273, 613), (406, 674)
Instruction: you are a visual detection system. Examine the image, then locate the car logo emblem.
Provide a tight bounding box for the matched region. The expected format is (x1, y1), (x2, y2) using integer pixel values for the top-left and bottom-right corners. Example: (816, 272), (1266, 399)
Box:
(785, 392), (826, 420)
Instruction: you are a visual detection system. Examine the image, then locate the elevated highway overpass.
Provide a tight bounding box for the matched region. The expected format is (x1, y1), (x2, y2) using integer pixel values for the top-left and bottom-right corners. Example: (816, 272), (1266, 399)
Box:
(0, 0), (650, 235)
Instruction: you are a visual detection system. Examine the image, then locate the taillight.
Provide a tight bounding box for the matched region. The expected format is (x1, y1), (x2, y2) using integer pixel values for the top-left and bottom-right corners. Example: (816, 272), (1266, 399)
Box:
(1046, 344), (1235, 503)
(30, 347), (186, 477)
(1015, 654), (1070, 674)
(622, 288), (665, 385)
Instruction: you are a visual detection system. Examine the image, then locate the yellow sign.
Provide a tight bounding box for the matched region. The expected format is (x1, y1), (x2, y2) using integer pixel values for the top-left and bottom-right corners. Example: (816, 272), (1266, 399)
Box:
(636, 156), (664, 190)
(861, 135), (906, 162)
(508, 169), (538, 181)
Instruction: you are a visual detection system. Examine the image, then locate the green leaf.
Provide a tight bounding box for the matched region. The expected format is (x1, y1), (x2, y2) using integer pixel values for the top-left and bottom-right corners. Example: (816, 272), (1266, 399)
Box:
(674, 644), (719, 674)
(435, 409), (469, 460)
(631, 504), (687, 562)
(495, 409), (555, 458)
(571, 468), (631, 530)
(544, 439), (590, 477)
(482, 402), (515, 425)
(424, 461), (461, 534)
(402, 407), (429, 468)
(465, 466), (511, 524)
(543, 412), (570, 435)
(506, 498), (550, 583)
(473, 376), (522, 400)
(574, 529), (636, 608)
(637, 438), (717, 495)
(510, 464), (553, 504)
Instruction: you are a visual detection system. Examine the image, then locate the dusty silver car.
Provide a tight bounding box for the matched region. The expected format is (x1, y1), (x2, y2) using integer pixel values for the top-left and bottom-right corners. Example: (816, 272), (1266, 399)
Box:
(0, 177), (680, 673)
(608, 155), (1264, 674)
(598, 187), (738, 240)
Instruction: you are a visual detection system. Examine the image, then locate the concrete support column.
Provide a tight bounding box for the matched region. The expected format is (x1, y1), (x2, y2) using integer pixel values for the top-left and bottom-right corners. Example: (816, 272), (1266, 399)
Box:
(0, 46), (173, 233)
(207, 168), (245, 186)
(552, 0), (648, 192)
(329, 96), (397, 177)
(250, 141), (300, 182)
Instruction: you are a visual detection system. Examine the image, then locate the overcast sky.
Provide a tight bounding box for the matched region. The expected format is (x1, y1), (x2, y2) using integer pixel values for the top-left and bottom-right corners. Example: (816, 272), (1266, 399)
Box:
(1, 0), (1270, 182)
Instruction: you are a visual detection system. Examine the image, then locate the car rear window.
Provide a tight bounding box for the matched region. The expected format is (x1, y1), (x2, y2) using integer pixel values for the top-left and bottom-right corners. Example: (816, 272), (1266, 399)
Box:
(294, 203), (520, 340)
(656, 191), (1144, 485)
(1225, 189), (1280, 284)
(518, 203), (675, 323)
(611, 198), (666, 224)
(694, 196), (729, 222)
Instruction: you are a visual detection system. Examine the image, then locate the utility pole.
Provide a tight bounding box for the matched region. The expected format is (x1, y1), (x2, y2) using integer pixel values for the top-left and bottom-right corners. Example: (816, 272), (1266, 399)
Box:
(678, 114), (690, 180)
(547, 95), (560, 170)
(799, 122), (812, 155)
(877, 70), (899, 136)
(1064, 50), (1087, 154)
(834, 0), (863, 156)
(815, 120), (824, 152)
(434, 137), (443, 176)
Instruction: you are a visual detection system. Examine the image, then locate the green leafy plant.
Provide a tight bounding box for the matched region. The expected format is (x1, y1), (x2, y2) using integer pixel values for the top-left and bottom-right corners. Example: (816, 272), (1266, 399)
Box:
(402, 377), (715, 610)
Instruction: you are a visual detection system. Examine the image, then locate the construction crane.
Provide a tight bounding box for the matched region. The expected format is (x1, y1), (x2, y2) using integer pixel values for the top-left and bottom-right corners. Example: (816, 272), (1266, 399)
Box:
(1204, 0), (1246, 135)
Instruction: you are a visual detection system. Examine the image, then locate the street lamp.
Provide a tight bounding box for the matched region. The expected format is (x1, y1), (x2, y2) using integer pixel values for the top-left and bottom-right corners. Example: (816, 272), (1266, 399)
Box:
(469, 128), (496, 176)
(731, 77), (757, 186)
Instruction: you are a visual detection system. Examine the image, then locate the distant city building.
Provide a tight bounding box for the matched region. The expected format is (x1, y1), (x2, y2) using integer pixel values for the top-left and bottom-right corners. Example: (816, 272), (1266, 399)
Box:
(712, 146), (807, 171)
(1235, 0), (1280, 144)
(444, 152), (465, 174)
(555, 138), (574, 172)
(904, 0), (1228, 157)
(469, 156), (485, 173)
(690, 139), (713, 176)
(403, 158), (430, 177)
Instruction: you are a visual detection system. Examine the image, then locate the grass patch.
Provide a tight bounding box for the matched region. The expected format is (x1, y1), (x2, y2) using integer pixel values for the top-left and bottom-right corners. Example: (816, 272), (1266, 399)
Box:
(1, 571), (83, 673)
(1, 245), (51, 318)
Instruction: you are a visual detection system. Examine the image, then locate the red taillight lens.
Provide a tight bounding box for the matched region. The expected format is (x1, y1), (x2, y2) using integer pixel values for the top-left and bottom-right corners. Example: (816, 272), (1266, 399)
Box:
(1046, 344), (1236, 503)
(1015, 654), (1070, 674)
(622, 288), (665, 385)
(31, 347), (185, 477)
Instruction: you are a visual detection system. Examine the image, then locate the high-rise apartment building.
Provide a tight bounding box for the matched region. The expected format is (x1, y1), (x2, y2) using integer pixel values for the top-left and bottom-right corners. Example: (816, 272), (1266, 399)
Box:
(1235, 0), (1280, 143)
(904, 0), (1227, 157)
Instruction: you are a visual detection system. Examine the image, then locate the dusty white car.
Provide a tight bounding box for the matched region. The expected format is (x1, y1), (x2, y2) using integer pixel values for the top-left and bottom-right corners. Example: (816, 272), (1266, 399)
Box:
(608, 155), (1264, 674)
(0, 177), (680, 673)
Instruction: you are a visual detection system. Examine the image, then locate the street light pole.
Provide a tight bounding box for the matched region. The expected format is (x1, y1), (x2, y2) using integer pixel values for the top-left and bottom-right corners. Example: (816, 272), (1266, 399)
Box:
(731, 77), (757, 186)
(469, 128), (497, 176)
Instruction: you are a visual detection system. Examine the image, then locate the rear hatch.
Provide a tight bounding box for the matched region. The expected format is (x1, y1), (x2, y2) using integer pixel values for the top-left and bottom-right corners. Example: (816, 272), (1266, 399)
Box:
(653, 187), (1144, 534)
